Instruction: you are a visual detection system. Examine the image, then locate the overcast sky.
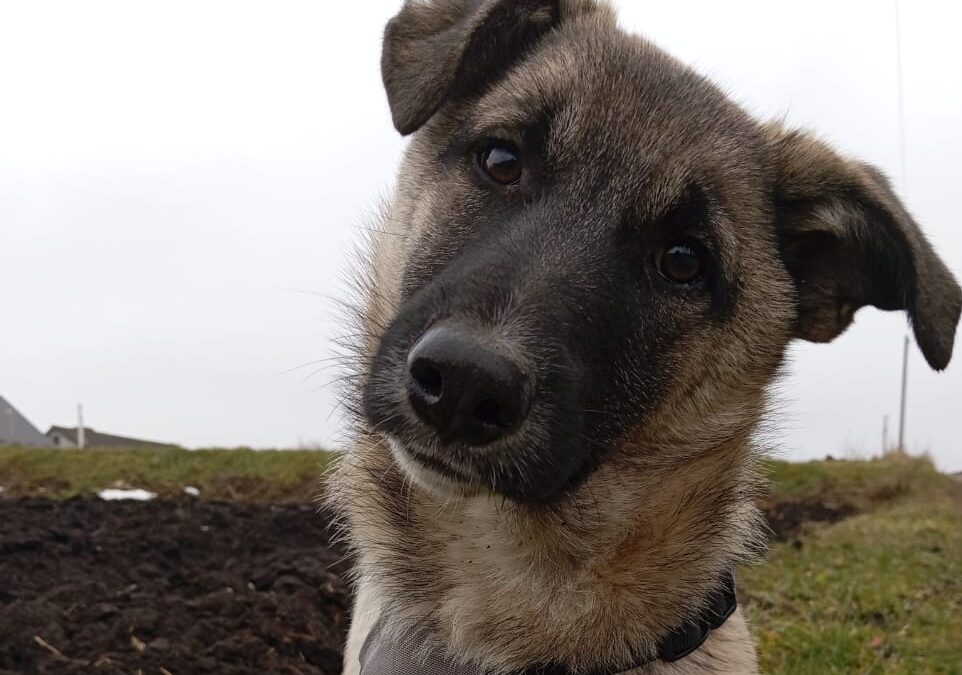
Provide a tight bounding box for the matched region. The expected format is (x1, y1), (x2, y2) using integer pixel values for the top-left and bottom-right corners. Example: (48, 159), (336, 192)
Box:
(1, 1), (959, 470)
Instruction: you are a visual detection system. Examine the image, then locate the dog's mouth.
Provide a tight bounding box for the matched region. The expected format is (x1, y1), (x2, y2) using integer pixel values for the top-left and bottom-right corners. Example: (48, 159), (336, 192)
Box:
(386, 437), (486, 500)
(372, 391), (596, 503)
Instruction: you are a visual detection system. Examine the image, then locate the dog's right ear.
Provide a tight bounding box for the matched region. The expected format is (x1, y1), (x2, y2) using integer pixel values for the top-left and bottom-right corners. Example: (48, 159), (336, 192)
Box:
(382, 0), (561, 135)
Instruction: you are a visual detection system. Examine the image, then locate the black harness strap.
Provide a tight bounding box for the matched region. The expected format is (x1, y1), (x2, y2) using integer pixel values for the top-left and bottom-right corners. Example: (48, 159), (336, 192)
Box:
(360, 575), (738, 675)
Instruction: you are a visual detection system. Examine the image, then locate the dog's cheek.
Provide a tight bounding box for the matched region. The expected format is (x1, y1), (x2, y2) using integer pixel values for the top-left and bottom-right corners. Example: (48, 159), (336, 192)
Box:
(630, 291), (792, 462)
(614, 295), (732, 443)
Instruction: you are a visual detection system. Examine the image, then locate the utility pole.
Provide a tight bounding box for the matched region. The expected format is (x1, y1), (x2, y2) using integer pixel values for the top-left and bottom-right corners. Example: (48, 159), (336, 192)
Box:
(882, 415), (889, 454)
(893, 1), (909, 456)
(5, 407), (14, 444)
(77, 404), (86, 450)
(897, 336), (909, 452)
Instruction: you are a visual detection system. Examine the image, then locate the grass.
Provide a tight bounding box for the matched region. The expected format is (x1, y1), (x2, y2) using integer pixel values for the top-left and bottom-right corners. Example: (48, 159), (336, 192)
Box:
(0, 446), (958, 672)
(0, 445), (332, 502)
(744, 454), (962, 674)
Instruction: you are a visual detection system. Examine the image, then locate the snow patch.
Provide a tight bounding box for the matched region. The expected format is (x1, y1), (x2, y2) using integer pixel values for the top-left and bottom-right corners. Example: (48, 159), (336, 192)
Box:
(183, 486), (200, 497)
(98, 488), (157, 501)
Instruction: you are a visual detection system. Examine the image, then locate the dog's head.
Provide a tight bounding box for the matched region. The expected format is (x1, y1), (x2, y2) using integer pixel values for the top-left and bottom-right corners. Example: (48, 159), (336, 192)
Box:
(361, 0), (961, 504)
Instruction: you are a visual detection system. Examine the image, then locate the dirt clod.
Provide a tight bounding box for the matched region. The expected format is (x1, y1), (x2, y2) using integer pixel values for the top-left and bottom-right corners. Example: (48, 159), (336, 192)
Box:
(764, 499), (856, 541)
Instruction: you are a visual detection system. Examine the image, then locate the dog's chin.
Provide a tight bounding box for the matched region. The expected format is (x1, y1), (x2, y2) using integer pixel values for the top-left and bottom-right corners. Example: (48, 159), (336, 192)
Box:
(386, 438), (485, 501)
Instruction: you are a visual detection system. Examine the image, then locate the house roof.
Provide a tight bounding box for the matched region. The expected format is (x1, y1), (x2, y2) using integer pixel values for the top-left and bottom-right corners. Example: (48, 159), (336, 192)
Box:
(46, 426), (177, 449)
(0, 396), (53, 447)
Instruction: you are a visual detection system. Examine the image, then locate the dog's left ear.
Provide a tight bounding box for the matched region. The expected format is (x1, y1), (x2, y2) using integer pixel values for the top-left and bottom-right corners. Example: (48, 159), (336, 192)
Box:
(766, 123), (961, 370)
(381, 0), (561, 135)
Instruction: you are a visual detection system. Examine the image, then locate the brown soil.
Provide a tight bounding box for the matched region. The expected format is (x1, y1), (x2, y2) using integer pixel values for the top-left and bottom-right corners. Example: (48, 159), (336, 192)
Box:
(0, 497), (351, 675)
(0, 495), (856, 674)
(764, 499), (857, 542)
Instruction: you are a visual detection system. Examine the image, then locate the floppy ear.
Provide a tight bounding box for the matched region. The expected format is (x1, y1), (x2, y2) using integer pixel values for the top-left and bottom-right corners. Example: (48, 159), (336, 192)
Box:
(381, 0), (561, 135)
(766, 123), (961, 371)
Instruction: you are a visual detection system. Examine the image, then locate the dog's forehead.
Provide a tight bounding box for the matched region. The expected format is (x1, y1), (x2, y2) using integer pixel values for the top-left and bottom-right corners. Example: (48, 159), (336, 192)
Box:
(469, 19), (761, 193)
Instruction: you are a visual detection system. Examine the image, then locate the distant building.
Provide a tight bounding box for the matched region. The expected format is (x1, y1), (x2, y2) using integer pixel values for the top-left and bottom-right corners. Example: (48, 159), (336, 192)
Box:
(46, 426), (177, 450)
(0, 396), (54, 447)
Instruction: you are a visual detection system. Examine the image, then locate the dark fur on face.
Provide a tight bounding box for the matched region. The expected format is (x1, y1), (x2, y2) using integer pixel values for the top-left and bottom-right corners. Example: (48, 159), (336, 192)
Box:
(360, 0), (960, 505)
(333, 1), (961, 672)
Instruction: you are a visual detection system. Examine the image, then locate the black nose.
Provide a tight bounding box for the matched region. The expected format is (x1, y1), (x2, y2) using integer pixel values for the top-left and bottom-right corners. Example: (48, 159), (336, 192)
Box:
(406, 324), (534, 445)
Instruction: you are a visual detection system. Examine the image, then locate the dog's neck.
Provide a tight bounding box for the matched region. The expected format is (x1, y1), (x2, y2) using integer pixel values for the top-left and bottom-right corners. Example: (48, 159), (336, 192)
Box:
(334, 431), (764, 674)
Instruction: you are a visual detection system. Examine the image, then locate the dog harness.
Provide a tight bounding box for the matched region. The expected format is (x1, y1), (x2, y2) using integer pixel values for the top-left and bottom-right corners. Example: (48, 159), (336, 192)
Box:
(359, 575), (737, 675)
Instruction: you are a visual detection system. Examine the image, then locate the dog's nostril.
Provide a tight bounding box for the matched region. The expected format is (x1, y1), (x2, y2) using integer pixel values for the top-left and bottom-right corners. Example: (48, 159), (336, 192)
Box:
(410, 362), (443, 403)
(473, 398), (504, 429)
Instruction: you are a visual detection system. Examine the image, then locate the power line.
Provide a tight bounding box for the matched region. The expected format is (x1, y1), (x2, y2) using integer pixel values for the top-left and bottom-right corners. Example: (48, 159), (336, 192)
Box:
(894, 0), (908, 188)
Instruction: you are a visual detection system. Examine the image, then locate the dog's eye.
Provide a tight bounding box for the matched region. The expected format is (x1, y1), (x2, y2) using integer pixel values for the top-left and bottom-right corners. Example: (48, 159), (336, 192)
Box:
(478, 143), (522, 185)
(656, 241), (707, 285)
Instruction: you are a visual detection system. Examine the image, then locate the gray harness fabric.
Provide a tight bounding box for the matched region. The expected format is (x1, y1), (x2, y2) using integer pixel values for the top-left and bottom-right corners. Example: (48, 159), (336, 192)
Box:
(360, 616), (482, 675)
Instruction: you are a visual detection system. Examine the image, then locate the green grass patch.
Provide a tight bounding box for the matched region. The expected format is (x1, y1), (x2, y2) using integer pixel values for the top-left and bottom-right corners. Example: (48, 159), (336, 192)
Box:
(744, 455), (962, 674)
(0, 445), (332, 502)
(762, 453), (947, 507)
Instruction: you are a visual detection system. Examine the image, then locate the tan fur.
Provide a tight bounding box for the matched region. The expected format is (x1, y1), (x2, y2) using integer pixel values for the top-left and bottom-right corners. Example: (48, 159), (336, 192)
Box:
(329, 1), (960, 674)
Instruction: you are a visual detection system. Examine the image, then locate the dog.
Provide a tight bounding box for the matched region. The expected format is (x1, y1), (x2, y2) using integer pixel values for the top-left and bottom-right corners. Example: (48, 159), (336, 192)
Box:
(329, 1), (962, 673)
